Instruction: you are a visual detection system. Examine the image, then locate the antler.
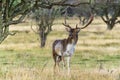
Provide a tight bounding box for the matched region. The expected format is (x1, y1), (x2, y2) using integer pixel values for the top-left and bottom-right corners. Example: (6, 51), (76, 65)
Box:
(76, 24), (80, 29)
(80, 14), (94, 29)
(62, 23), (71, 29)
(62, 12), (72, 29)
(62, 9), (72, 29)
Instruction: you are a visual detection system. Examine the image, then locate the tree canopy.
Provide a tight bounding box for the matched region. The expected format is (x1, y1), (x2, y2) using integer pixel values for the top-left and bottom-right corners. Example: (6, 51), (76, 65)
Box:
(0, 0), (92, 44)
(0, 0), (120, 46)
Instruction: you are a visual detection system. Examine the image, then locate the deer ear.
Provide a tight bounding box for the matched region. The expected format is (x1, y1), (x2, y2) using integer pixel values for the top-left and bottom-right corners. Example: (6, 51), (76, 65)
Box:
(76, 28), (80, 33)
(66, 28), (71, 32)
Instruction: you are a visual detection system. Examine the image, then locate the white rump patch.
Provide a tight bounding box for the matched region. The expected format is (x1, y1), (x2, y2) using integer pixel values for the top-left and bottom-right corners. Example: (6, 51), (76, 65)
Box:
(55, 42), (62, 56)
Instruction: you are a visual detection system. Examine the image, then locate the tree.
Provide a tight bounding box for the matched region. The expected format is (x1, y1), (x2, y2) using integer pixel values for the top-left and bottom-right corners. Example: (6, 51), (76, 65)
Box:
(30, 7), (60, 47)
(93, 0), (120, 30)
(61, 4), (93, 25)
(101, 4), (120, 30)
(0, 0), (34, 43)
(30, 0), (93, 47)
(0, 0), (92, 44)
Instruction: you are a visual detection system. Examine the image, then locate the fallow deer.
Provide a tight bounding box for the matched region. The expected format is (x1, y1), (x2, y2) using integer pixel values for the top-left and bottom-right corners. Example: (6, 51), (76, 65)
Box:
(52, 15), (93, 75)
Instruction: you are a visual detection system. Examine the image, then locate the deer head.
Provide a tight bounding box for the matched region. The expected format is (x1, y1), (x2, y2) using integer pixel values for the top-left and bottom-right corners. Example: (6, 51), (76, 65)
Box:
(62, 14), (94, 43)
(63, 23), (80, 39)
(52, 14), (94, 75)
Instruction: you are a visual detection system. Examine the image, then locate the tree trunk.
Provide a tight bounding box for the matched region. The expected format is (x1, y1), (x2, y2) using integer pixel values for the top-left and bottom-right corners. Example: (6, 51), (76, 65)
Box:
(107, 23), (114, 30)
(39, 29), (47, 48)
(0, 11), (9, 43)
(106, 19), (116, 30)
(0, 25), (9, 43)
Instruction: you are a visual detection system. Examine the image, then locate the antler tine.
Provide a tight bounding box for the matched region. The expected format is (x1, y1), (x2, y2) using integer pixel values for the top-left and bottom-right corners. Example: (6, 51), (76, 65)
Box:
(63, 12), (71, 29)
(62, 23), (71, 29)
(76, 24), (78, 28)
(76, 24), (80, 29)
(80, 14), (94, 29)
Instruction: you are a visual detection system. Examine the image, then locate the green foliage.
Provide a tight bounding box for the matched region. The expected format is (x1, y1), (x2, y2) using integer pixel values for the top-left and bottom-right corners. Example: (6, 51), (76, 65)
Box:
(30, 7), (61, 47)
(0, 24), (120, 79)
(0, 0), (34, 43)
(92, 3), (120, 30)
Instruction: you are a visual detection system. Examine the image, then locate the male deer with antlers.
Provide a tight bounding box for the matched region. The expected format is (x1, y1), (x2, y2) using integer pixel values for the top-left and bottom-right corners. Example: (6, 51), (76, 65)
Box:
(52, 15), (93, 75)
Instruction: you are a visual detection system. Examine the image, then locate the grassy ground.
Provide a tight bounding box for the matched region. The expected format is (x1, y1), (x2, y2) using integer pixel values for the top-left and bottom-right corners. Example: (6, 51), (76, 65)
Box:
(0, 18), (120, 80)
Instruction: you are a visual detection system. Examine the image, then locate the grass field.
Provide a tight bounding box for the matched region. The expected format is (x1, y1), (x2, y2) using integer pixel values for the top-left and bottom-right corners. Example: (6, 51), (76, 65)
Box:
(0, 18), (120, 80)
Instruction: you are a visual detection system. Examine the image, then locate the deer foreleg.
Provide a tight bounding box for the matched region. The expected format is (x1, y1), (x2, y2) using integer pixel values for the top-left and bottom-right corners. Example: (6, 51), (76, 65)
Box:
(61, 56), (66, 70)
(67, 56), (71, 75)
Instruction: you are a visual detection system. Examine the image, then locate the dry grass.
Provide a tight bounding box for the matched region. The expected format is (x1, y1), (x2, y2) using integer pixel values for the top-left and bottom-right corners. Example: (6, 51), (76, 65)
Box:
(0, 18), (120, 80)
(0, 67), (119, 80)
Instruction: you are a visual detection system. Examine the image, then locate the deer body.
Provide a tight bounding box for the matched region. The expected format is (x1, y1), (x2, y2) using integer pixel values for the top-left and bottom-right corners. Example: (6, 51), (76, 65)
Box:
(52, 15), (93, 75)
(52, 25), (80, 75)
(53, 38), (77, 57)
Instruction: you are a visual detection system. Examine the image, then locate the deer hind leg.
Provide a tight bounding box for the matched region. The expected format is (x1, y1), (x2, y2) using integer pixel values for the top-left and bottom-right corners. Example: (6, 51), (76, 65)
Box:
(61, 56), (66, 70)
(53, 54), (62, 74)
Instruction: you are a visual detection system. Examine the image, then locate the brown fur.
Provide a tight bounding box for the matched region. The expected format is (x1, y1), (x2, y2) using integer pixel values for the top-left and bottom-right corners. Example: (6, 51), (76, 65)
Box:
(52, 15), (93, 74)
(52, 27), (79, 73)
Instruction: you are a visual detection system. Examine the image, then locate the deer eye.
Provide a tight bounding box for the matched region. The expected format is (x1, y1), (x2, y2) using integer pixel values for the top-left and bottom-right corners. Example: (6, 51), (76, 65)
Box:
(69, 33), (72, 36)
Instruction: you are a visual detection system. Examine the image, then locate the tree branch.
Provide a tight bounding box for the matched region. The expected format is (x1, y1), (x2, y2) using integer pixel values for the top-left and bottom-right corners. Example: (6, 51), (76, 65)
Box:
(115, 20), (120, 24)
(6, 9), (31, 25)
(37, 0), (91, 9)
(7, 15), (26, 25)
(101, 16), (108, 24)
(11, 1), (26, 18)
(9, 0), (15, 11)
(51, 2), (90, 7)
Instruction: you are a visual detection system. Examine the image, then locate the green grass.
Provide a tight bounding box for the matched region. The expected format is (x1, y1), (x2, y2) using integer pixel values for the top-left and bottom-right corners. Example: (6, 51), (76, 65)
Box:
(0, 19), (120, 80)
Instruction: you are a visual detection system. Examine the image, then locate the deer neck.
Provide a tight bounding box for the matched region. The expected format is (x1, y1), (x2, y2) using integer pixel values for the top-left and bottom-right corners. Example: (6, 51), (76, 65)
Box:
(62, 36), (78, 52)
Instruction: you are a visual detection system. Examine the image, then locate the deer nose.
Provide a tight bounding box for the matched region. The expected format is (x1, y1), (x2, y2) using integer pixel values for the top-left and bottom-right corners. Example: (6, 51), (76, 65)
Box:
(69, 34), (72, 37)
